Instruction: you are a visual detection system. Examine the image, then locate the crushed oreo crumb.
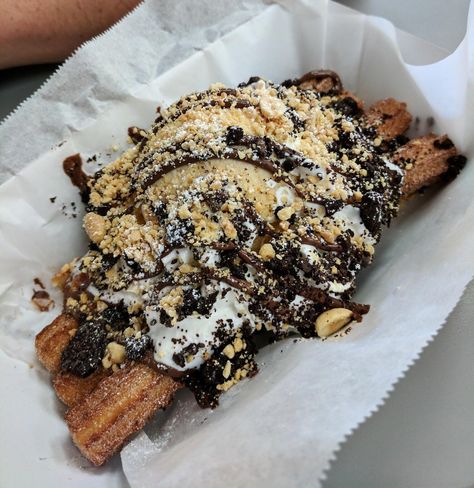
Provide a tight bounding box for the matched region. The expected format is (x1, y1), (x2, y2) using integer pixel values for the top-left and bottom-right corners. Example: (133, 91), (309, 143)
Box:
(61, 322), (107, 377)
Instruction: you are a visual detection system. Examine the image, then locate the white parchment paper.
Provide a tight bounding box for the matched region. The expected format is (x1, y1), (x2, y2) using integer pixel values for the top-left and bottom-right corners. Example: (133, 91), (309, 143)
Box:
(1, 1), (473, 487)
(0, 0), (267, 183)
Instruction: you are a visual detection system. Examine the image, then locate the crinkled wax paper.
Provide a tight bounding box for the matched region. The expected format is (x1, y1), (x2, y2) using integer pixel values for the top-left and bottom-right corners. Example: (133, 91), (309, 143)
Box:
(0, 1), (473, 487)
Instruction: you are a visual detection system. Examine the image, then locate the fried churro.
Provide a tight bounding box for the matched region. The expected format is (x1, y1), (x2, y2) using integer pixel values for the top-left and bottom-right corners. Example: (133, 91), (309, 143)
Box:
(65, 363), (180, 465)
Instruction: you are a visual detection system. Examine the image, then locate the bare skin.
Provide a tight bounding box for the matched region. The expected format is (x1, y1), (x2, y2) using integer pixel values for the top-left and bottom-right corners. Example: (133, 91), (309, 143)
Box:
(0, 0), (141, 69)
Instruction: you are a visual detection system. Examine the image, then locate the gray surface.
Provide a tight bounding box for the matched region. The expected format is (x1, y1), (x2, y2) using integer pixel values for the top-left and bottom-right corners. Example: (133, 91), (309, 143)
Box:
(0, 64), (57, 122)
(323, 281), (474, 488)
(0, 1), (473, 487)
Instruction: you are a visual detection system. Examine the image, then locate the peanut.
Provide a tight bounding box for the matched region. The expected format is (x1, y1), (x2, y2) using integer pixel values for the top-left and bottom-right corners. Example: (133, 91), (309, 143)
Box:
(315, 308), (354, 337)
(222, 360), (232, 379)
(223, 344), (235, 359)
(276, 206), (294, 221)
(83, 212), (106, 244)
(222, 218), (237, 240)
(259, 243), (275, 260)
(106, 342), (126, 364)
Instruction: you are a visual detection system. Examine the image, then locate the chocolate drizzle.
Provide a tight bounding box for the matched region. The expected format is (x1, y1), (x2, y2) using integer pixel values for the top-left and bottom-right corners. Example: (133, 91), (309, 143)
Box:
(63, 154), (90, 203)
(128, 126), (147, 145)
(151, 89), (254, 135)
(300, 235), (344, 252)
(31, 289), (54, 312)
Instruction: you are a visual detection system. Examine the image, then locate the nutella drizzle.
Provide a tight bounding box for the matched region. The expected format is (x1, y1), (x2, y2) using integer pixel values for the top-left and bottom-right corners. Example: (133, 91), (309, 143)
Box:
(32, 278), (54, 312)
(63, 154), (90, 202)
